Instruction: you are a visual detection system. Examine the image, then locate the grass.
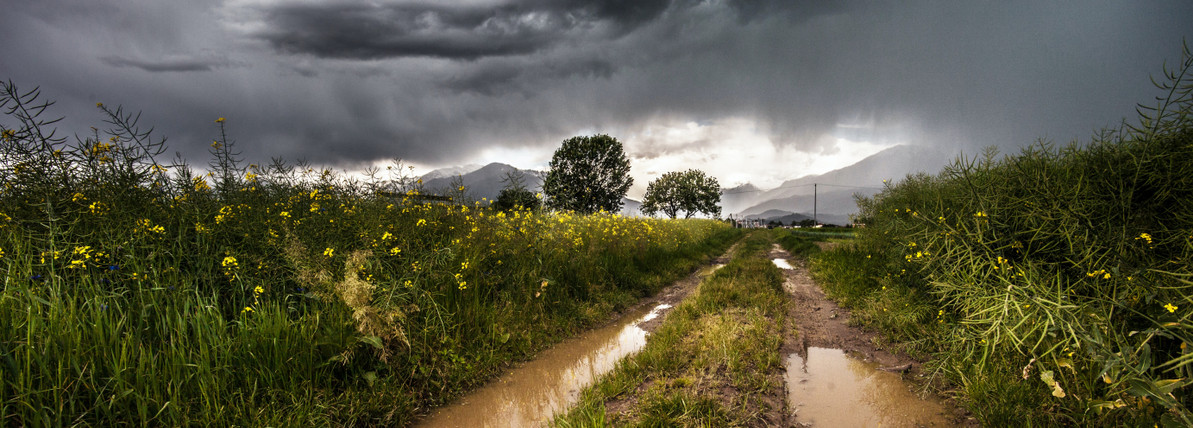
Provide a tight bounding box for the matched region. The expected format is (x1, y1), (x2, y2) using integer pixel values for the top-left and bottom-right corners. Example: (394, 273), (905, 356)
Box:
(0, 81), (742, 426)
(554, 231), (789, 427)
(805, 44), (1193, 426)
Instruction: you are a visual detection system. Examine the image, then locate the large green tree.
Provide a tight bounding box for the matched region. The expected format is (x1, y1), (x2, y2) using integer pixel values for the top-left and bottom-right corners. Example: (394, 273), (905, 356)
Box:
(640, 169), (722, 219)
(542, 134), (633, 214)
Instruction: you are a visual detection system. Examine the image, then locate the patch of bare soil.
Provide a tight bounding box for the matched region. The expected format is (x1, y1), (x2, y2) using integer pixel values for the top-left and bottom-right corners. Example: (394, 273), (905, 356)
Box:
(634, 250), (731, 333)
(769, 244), (977, 427)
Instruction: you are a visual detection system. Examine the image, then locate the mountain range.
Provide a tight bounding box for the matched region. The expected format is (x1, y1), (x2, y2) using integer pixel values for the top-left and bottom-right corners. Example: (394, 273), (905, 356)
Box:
(417, 144), (954, 222)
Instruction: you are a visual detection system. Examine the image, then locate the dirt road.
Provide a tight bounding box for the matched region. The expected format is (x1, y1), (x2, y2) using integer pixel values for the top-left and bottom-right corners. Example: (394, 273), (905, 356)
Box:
(771, 244), (976, 427)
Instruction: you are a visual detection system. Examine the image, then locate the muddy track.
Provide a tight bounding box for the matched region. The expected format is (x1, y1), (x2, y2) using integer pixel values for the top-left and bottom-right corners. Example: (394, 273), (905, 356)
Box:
(634, 247), (733, 333)
(416, 244), (737, 427)
(770, 244), (976, 427)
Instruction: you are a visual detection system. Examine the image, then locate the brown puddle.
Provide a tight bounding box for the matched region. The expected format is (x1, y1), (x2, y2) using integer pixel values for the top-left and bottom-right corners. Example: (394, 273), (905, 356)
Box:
(786, 347), (954, 427)
(418, 303), (673, 428)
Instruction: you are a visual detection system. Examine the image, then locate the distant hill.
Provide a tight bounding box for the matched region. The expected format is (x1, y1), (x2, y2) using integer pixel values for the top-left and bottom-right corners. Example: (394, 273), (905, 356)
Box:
(740, 209), (843, 226)
(420, 162), (544, 202)
(420, 164), (483, 181)
(727, 145), (954, 223)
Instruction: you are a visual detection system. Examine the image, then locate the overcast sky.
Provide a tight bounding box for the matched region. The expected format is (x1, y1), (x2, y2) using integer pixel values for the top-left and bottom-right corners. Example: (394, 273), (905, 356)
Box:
(2, 0), (1191, 196)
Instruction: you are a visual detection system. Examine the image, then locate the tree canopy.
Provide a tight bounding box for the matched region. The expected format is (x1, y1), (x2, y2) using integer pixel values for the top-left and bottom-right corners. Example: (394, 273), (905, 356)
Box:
(640, 169), (722, 219)
(542, 134), (633, 214)
(492, 171), (541, 212)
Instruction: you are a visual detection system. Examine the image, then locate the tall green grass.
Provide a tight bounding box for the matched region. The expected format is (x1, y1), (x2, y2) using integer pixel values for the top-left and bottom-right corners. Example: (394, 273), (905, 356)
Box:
(812, 45), (1193, 425)
(0, 81), (741, 425)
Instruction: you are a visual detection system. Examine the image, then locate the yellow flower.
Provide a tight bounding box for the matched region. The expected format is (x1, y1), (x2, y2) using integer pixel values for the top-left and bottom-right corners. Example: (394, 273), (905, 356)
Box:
(323, 247), (334, 257)
(254, 286), (264, 295)
(1165, 303), (1178, 313)
(1137, 233), (1153, 246)
(241, 306), (254, 313)
(215, 117), (225, 123)
(389, 246), (401, 255)
(222, 256), (238, 268)
(416, 219), (426, 227)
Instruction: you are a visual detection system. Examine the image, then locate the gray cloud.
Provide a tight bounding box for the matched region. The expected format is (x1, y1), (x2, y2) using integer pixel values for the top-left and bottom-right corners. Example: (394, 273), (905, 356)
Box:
(1, 0), (1191, 180)
(246, 0), (672, 60)
(100, 54), (237, 72)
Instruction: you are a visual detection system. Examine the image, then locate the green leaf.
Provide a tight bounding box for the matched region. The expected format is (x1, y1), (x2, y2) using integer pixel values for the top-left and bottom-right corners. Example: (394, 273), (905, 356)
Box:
(359, 335), (384, 350)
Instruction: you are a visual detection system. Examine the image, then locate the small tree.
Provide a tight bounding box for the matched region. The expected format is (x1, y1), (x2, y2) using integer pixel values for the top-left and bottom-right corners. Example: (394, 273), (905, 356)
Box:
(640, 169), (722, 219)
(542, 134), (633, 214)
(492, 171), (540, 212)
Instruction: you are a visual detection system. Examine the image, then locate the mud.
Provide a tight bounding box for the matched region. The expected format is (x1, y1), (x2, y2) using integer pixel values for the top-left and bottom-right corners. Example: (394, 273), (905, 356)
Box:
(770, 244), (975, 427)
(786, 347), (954, 427)
(416, 252), (729, 427)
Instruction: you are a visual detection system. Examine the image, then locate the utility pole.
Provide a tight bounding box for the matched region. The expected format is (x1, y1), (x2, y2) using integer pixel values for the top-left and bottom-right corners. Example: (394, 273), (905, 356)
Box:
(813, 183), (818, 225)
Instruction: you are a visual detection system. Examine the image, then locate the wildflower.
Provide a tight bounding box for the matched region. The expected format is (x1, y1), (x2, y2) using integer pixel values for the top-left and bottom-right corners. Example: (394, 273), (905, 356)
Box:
(89, 201), (108, 214)
(215, 117), (225, 123)
(1165, 303), (1178, 313)
(389, 246), (401, 255)
(222, 256), (238, 268)
(211, 140), (221, 149)
(1136, 233), (1153, 246)
(323, 247), (334, 257)
(381, 232), (393, 240)
(72, 192), (86, 202)
(417, 219), (426, 227)
(254, 285), (264, 295)
(279, 211), (291, 218)
(241, 306), (254, 313)
(0, 247), (4, 258)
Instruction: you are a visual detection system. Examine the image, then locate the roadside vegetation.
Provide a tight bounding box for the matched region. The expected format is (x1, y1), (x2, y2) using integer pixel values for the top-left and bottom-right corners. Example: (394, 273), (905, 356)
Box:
(555, 231), (789, 427)
(809, 45), (1193, 426)
(0, 81), (740, 426)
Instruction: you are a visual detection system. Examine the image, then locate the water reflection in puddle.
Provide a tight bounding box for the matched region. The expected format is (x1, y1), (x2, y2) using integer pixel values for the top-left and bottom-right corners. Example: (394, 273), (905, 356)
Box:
(419, 303), (674, 428)
(772, 258), (794, 269)
(786, 347), (953, 427)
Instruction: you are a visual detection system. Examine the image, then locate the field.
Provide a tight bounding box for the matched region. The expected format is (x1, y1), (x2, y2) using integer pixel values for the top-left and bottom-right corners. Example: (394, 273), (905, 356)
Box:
(0, 81), (740, 425)
(807, 47), (1193, 425)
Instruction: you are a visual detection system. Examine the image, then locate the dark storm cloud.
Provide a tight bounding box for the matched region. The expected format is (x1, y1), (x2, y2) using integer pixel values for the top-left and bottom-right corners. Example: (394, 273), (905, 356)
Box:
(2, 0), (1192, 177)
(100, 55), (238, 73)
(440, 57), (616, 96)
(249, 0), (672, 60)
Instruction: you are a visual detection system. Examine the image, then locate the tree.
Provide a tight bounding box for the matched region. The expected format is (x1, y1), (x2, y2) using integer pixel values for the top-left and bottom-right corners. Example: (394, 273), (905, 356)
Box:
(640, 169), (722, 219)
(542, 134), (633, 214)
(492, 171), (541, 212)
